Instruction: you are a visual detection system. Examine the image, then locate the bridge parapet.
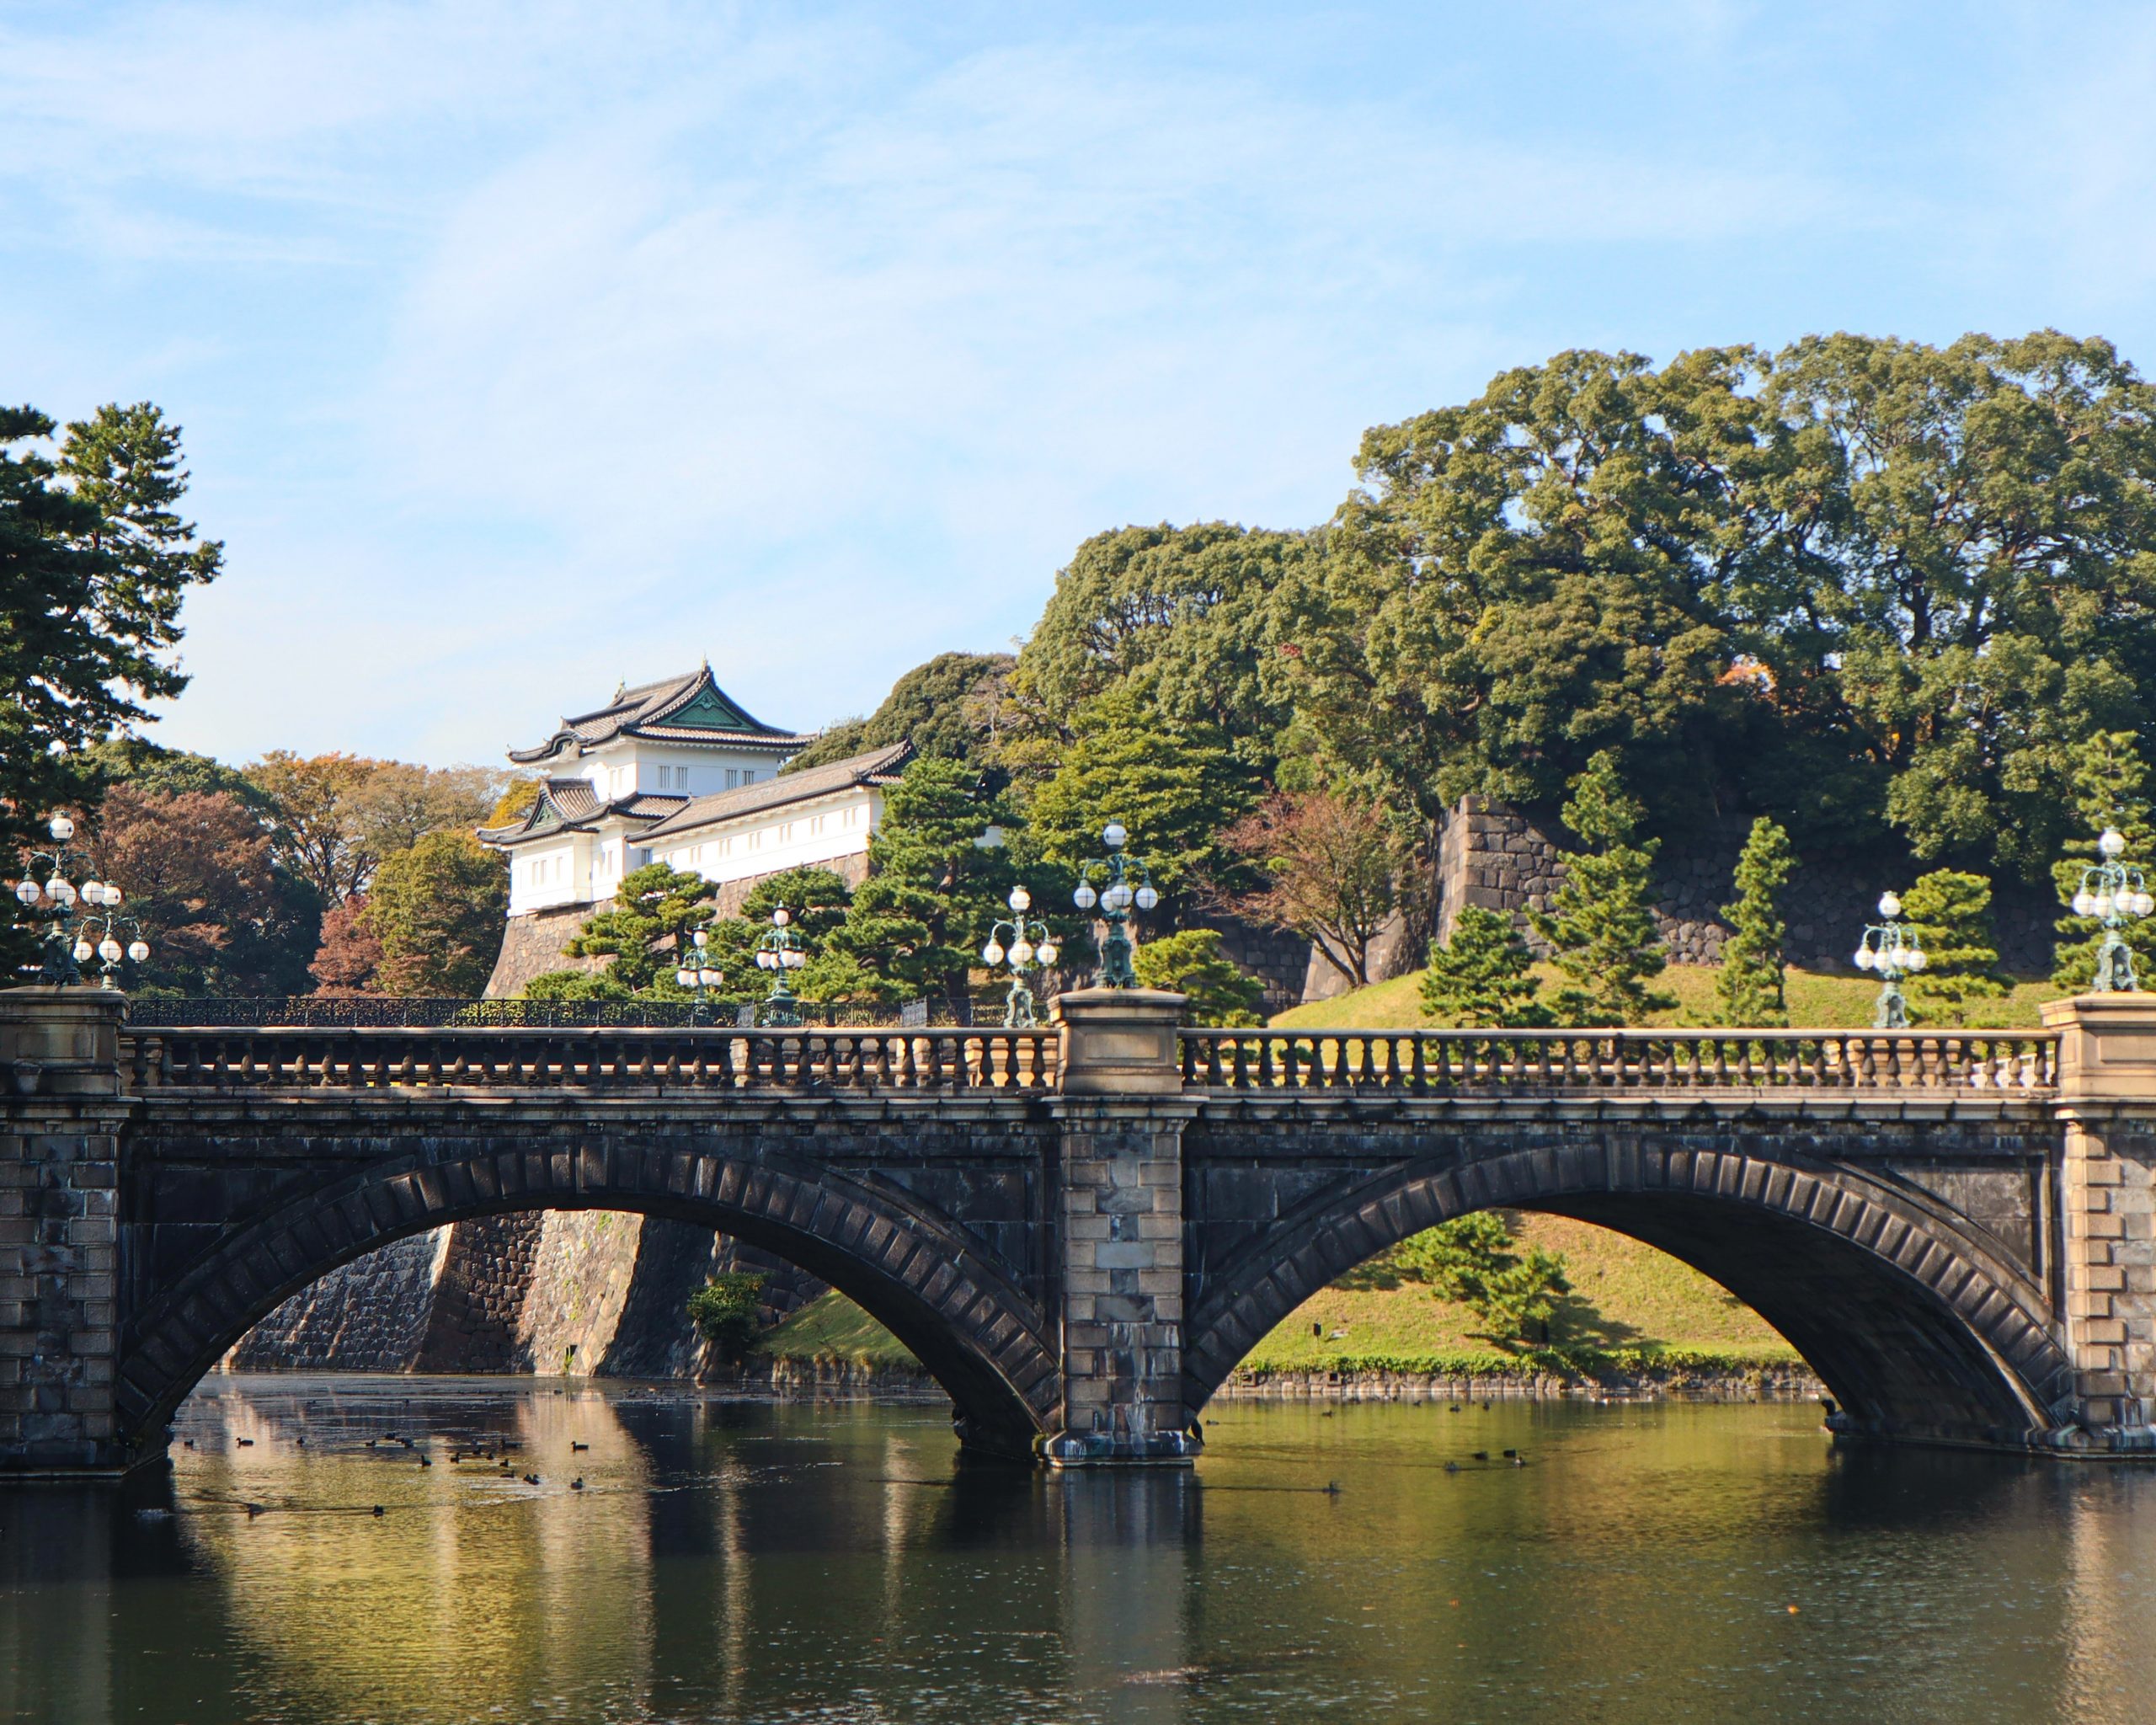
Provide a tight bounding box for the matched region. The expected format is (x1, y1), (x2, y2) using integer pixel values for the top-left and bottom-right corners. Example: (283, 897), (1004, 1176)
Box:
(117, 1025), (1060, 1094)
(1180, 1028), (2059, 1097)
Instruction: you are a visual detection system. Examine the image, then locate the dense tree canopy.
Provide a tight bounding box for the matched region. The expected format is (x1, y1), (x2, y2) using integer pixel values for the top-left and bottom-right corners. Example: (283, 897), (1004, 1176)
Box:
(1008, 522), (1307, 777)
(1278, 333), (2156, 882)
(783, 652), (1015, 775)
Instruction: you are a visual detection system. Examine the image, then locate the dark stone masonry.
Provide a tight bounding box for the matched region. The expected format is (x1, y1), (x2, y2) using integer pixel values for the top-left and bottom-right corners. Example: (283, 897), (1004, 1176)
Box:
(4, 985), (2153, 1477)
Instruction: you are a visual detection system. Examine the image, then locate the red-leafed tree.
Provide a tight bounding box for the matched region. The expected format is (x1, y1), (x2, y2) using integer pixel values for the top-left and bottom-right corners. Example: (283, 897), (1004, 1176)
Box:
(1222, 789), (1398, 986)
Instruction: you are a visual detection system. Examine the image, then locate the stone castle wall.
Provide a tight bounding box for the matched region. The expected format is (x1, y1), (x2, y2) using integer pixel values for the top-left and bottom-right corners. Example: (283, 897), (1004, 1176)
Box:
(1433, 797), (2059, 975)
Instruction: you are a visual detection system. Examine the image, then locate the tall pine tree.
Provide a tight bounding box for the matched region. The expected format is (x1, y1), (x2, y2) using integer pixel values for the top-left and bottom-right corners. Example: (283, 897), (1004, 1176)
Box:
(2052, 730), (2156, 991)
(1902, 868), (2009, 1024)
(1715, 817), (1797, 1026)
(824, 756), (1019, 1007)
(1529, 751), (1675, 1027)
(1420, 907), (1550, 1027)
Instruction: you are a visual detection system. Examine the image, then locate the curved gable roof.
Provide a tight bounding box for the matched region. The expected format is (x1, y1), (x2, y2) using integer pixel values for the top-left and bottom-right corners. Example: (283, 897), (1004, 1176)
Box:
(509, 665), (813, 764)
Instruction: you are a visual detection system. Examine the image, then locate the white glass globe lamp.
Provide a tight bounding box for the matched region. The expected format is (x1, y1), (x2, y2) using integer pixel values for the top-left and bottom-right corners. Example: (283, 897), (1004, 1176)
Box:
(676, 968), (696, 989)
(126, 940), (149, 964)
(47, 814), (73, 841)
(1906, 948), (1928, 972)
(1008, 885), (1031, 912)
(1854, 947), (1875, 971)
(1102, 821), (1127, 851)
(72, 939), (92, 963)
(2075, 889), (2098, 916)
(1037, 941), (1059, 967)
(1878, 892), (1902, 919)
(1010, 938), (1035, 967)
(47, 877), (75, 906)
(982, 941), (1006, 966)
(13, 879), (37, 905)
(1073, 883), (1097, 911)
(2102, 828), (2128, 859)
(98, 937), (122, 964)
(1134, 884), (1159, 912)
(772, 906), (792, 927)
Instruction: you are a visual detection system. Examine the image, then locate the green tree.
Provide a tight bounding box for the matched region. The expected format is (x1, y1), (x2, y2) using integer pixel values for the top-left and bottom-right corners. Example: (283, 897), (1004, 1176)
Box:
(1395, 1213), (1573, 1357)
(823, 756), (1017, 1006)
(1529, 751), (1675, 1026)
(1025, 686), (1260, 904)
(1420, 907), (1550, 1027)
(1010, 522), (1309, 777)
(365, 833), (507, 996)
(686, 1273), (767, 1367)
(1129, 928), (1267, 1026)
(1715, 817), (1798, 1026)
(560, 862), (716, 994)
(1758, 332), (2156, 882)
(1901, 868), (2009, 1023)
(2052, 731), (2156, 991)
(782, 652), (1015, 774)
(1278, 349), (1768, 836)
(1, 403), (221, 972)
(699, 865), (855, 1001)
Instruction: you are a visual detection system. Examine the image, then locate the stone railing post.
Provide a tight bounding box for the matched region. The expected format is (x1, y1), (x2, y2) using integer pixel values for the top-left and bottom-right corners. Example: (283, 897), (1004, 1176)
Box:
(2043, 995), (2156, 1450)
(1044, 987), (1199, 1467)
(0, 986), (133, 1475)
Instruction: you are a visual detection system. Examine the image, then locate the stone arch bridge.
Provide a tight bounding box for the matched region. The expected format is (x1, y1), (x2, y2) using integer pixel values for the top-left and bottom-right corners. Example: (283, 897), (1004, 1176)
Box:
(2, 986), (2152, 1476)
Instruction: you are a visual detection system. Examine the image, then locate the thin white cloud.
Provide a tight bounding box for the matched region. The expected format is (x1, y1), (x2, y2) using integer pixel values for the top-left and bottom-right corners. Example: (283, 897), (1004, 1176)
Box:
(3, 3), (2146, 765)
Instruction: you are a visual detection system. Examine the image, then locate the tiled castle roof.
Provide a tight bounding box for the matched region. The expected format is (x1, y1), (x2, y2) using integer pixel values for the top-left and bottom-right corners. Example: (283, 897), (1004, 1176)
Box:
(476, 779), (691, 846)
(638, 741), (914, 842)
(508, 665), (812, 765)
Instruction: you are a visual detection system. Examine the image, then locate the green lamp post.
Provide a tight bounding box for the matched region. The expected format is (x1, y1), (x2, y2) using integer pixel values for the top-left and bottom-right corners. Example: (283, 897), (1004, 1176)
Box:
(673, 924), (725, 1023)
(1854, 891), (1929, 1030)
(982, 884), (1060, 1028)
(1070, 821), (1157, 990)
(754, 905), (808, 1028)
(2070, 825), (2152, 992)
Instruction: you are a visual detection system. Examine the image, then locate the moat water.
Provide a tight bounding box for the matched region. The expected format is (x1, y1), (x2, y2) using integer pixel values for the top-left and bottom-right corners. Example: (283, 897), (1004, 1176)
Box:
(5, 1377), (2156, 1724)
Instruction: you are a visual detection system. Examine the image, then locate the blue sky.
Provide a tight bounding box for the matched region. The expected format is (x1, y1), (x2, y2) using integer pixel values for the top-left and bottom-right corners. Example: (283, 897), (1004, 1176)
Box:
(7, 2), (2155, 768)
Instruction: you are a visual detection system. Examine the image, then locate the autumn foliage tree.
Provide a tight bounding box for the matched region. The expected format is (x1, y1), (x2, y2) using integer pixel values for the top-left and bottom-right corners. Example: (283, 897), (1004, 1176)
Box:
(88, 786), (317, 995)
(1223, 789), (1396, 986)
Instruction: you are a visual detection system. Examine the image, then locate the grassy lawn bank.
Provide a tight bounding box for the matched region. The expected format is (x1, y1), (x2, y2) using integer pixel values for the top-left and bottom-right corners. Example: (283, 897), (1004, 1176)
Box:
(1273, 962), (2061, 1033)
(760, 1211), (1801, 1383)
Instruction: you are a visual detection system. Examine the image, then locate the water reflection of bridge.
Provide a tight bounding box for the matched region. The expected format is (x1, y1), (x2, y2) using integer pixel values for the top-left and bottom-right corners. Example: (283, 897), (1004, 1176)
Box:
(3, 986), (2154, 1476)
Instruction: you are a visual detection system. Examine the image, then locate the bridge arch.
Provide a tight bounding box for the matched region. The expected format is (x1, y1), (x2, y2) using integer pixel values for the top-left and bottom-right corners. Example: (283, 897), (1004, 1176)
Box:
(1183, 1137), (2076, 1447)
(118, 1146), (1058, 1461)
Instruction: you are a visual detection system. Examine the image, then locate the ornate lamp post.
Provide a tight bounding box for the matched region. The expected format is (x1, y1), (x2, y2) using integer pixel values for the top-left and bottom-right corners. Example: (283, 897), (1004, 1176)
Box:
(753, 905), (808, 1028)
(2070, 825), (2153, 992)
(1070, 821), (1158, 990)
(673, 925), (725, 1023)
(981, 884), (1060, 1028)
(1854, 890), (1928, 1029)
(12, 814), (149, 987)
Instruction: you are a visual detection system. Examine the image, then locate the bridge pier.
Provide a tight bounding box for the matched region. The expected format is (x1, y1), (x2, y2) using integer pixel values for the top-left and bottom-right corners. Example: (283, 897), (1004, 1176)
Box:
(1041, 991), (1201, 1468)
(0, 990), (135, 1476)
(2046, 996), (2156, 1450)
